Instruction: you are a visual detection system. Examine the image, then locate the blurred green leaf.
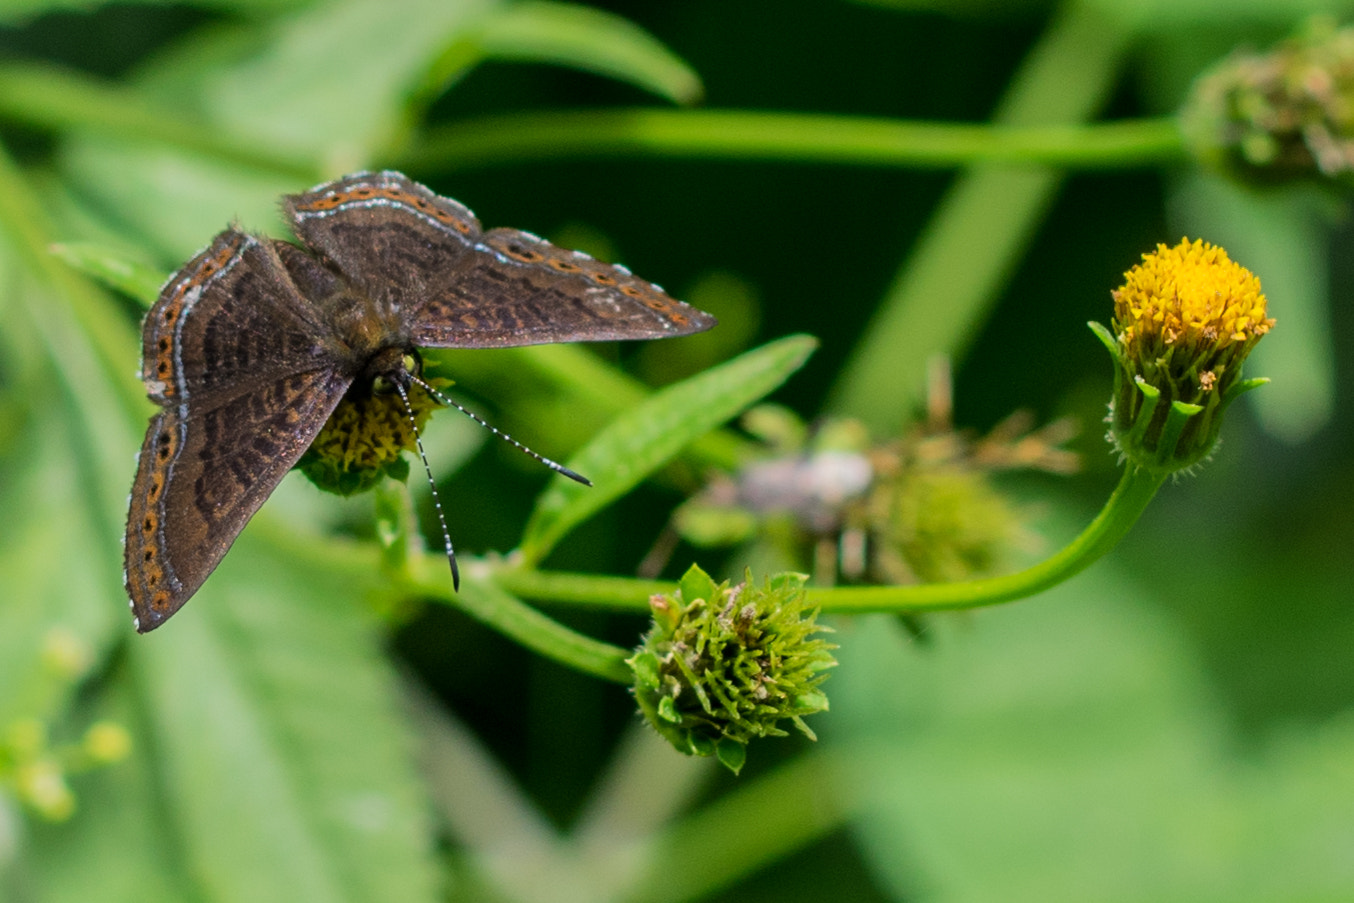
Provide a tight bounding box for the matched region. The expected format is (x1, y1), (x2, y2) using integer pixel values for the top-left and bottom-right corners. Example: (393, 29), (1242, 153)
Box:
(411, 1), (701, 119)
(828, 528), (1354, 901)
(54, 0), (498, 257)
(471, 1), (702, 104)
(129, 527), (438, 903)
(13, 672), (191, 903)
(197, 0), (491, 160)
(0, 62), (318, 182)
(49, 242), (163, 306)
(0, 435), (119, 730)
(518, 334), (817, 566)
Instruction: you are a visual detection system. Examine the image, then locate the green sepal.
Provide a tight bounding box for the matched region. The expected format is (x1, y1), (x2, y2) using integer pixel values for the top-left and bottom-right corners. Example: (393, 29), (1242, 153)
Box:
(714, 739), (747, 775)
(678, 563), (718, 610)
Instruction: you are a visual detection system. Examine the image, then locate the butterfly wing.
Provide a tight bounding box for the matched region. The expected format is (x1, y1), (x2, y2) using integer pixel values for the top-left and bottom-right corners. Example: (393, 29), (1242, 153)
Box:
(283, 170), (716, 349)
(126, 231), (353, 631)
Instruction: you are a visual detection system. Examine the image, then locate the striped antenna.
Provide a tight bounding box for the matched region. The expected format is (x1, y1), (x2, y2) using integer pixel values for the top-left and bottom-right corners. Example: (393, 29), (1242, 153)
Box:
(392, 381), (461, 591)
(409, 374), (592, 486)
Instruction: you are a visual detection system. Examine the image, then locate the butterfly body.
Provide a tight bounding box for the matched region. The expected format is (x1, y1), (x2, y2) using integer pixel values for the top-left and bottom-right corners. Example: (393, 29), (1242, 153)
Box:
(125, 171), (715, 632)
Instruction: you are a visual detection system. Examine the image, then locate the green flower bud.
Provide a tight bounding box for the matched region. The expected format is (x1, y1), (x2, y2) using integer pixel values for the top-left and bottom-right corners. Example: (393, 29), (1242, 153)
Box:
(629, 565), (836, 774)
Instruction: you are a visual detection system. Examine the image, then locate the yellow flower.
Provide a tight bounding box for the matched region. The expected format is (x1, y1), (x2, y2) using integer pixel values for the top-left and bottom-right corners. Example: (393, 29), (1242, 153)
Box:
(1093, 238), (1274, 474)
(1113, 238), (1273, 384)
(82, 722), (132, 764)
(297, 377), (446, 496)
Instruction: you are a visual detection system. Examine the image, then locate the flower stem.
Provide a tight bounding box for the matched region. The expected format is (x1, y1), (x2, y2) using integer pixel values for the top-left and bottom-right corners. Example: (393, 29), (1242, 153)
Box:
(493, 465), (1167, 615)
(493, 567), (675, 609)
(407, 561), (634, 684)
(813, 465), (1166, 612)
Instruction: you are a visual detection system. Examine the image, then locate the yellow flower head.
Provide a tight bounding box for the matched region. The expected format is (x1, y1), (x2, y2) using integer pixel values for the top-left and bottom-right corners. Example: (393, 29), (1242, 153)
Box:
(1094, 238), (1275, 474)
(1113, 238), (1273, 384)
(297, 378), (445, 496)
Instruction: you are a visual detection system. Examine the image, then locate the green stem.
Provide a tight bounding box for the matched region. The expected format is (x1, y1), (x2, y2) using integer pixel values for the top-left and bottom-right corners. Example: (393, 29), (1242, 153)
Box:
(406, 559), (634, 684)
(494, 567), (674, 610)
(264, 463), (1162, 678)
(493, 465), (1166, 615)
(0, 59), (1183, 179)
(394, 109), (1182, 173)
(813, 465), (1164, 612)
(0, 62), (320, 181)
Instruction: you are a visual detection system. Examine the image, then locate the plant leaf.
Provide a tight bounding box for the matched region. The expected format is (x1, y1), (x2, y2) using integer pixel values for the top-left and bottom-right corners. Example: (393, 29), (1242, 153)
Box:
(474, 1), (702, 104)
(518, 335), (816, 566)
(49, 242), (164, 307)
(130, 525), (439, 903)
(12, 672), (192, 903)
(829, 514), (1354, 901)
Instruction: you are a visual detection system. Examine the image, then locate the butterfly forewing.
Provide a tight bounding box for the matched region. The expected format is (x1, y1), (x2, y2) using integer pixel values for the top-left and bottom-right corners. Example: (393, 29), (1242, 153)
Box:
(285, 170), (716, 349)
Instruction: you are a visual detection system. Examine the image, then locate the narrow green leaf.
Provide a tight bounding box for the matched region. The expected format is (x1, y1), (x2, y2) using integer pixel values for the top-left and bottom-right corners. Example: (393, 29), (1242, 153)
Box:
(474, 1), (702, 104)
(0, 62), (317, 180)
(49, 242), (164, 307)
(518, 335), (817, 566)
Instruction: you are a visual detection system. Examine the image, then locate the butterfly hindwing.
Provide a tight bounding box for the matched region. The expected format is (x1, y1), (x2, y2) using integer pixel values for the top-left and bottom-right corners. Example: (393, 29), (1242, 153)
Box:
(126, 233), (355, 631)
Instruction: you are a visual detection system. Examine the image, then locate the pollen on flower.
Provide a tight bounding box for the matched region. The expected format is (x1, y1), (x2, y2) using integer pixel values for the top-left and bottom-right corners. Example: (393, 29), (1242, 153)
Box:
(1094, 237), (1276, 474)
(298, 380), (444, 495)
(1112, 238), (1274, 365)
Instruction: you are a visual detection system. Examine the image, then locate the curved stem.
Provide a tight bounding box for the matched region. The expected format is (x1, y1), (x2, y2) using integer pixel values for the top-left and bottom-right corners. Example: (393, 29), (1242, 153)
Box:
(493, 465), (1166, 615)
(394, 109), (1184, 173)
(814, 465), (1164, 612)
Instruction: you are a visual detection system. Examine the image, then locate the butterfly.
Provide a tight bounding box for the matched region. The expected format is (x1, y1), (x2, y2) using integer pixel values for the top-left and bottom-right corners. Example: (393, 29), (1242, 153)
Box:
(124, 170), (716, 632)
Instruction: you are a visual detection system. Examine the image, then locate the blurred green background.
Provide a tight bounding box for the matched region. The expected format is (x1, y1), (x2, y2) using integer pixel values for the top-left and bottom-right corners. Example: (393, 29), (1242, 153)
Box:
(1, 0), (1352, 900)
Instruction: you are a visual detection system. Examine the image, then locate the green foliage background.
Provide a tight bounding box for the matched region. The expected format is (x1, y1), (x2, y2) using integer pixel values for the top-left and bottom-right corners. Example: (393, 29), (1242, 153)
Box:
(1, 0), (1352, 900)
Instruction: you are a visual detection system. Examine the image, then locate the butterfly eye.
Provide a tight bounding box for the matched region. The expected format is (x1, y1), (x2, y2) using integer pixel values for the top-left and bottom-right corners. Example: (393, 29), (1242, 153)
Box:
(402, 352), (421, 377)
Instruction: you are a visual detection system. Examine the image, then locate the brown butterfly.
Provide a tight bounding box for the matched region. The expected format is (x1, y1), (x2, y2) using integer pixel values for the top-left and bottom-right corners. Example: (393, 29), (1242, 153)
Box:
(124, 171), (715, 632)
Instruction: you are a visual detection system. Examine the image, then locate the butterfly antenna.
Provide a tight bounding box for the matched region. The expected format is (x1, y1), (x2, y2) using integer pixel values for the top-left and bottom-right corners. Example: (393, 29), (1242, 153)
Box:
(393, 382), (460, 591)
(410, 374), (592, 486)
